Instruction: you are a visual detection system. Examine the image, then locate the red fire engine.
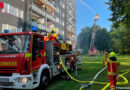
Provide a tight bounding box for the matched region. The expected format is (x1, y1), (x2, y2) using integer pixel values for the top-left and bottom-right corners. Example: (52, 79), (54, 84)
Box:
(0, 31), (76, 89)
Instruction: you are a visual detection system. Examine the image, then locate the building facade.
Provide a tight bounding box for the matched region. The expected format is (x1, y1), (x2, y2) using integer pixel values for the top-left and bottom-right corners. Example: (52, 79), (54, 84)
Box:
(0, 0), (25, 33)
(28, 0), (56, 33)
(66, 0), (76, 45)
(0, 0), (76, 47)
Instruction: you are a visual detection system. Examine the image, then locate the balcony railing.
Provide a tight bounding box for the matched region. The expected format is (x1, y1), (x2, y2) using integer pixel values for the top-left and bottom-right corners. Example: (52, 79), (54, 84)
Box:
(67, 27), (75, 34)
(44, 0), (56, 10)
(66, 35), (76, 41)
(29, 20), (51, 32)
(31, 4), (55, 22)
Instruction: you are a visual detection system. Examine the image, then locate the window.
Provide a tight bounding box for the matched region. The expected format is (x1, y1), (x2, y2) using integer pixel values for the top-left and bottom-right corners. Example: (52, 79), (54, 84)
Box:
(4, 3), (23, 18)
(62, 22), (64, 26)
(2, 23), (22, 33)
(56, 17), (59, 23)
(56, 28), (59, 33)
(62, 13), (65, 17)
(32, 35), (43, 61)
(3, 3), (8, 13)
(2, 24), (8, 32)
(56, 7), (59, 13)
(9, 5), (18, 16)
(18, 10), (23, 18)
(0, 35), (30, 54)
(62, 3), (65, 9)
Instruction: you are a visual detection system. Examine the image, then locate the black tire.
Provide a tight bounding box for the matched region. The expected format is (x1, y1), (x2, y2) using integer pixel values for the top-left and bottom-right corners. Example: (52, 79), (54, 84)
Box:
(38, 71), (50, 90)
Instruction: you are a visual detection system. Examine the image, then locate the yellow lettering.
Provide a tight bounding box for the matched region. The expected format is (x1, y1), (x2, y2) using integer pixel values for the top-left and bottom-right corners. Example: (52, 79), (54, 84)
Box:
(0, 62), (17, 66)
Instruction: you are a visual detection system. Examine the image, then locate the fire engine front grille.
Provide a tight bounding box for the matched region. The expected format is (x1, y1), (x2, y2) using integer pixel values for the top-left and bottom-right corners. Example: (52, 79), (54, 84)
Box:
(0, 82), (14, 86)
(0, 67), (16, 71)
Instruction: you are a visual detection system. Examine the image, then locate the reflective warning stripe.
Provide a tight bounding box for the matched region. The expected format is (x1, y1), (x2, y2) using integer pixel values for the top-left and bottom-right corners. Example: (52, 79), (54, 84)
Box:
(25, 53), (32, 58)
(108, 72), (116, 75)
(44, 52), (46, 56)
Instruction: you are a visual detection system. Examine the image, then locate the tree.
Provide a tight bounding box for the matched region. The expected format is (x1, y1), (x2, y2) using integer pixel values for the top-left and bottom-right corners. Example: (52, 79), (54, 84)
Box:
(107, 0), (130, 28)
(77, 26), (92, 54)
(95, 28), (111, 51)
(107, 0), (130, 54)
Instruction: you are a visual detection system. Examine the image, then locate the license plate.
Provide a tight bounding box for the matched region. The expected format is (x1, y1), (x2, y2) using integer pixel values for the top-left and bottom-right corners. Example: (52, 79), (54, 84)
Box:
(0, 78), (9, 82)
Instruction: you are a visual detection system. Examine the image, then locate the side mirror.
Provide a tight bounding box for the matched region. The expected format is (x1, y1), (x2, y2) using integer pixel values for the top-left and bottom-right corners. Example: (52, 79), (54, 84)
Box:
(39, 41), (44, 50)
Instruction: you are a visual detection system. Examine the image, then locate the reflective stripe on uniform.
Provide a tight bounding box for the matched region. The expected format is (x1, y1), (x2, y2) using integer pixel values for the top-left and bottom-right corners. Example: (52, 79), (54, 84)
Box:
(108, 72), (116, 75)
(110, 85), (116, 88)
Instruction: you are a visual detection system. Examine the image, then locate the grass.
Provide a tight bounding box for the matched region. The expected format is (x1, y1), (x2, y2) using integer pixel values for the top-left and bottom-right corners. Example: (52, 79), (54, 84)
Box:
(46, 55), (130, 90)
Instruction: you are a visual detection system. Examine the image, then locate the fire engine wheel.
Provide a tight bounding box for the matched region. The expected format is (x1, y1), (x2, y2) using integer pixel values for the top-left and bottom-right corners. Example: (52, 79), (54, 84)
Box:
(39, 71), (50, 89)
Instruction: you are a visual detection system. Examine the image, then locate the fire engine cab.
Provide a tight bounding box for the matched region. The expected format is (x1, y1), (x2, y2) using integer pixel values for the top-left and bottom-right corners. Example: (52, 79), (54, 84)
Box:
(0, 31), (76, 89)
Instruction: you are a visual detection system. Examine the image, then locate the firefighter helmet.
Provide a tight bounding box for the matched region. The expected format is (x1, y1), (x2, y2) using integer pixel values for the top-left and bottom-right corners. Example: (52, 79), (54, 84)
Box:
(109, 52), (116, 57)
(52, 28), (56, 32)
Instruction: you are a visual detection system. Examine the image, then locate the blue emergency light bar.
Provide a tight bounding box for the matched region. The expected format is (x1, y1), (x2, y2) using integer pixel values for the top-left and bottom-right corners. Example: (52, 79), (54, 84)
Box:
(4, 30), (9, 33)
(32, 26), (38, 32)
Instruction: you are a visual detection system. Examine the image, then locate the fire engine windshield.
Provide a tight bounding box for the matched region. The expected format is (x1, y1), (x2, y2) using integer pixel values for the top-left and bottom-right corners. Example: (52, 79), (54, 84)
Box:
(0, 35), (30, 54)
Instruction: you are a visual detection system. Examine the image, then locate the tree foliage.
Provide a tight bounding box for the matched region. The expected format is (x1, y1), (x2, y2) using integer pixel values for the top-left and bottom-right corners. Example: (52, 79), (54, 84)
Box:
(95, 28), (111, 51)
(107, 0), (130, 54)
(107, 0), (130, 28)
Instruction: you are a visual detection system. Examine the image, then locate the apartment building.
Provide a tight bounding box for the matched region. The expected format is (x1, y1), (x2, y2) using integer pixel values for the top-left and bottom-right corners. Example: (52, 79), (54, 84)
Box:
(0, 0), (76, 47)
(66, 0), (76, 45)
(55, 0), (76, 46)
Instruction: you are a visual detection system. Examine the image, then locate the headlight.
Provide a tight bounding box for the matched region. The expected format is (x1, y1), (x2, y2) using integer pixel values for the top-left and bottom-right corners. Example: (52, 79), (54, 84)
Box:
(17, 77), (31, 84)
(71, 57), (74, 60)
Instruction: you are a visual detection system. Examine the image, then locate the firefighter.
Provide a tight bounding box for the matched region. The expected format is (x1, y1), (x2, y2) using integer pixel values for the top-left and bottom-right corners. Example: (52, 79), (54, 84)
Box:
(105, 52), (108, 60)
(103, 52), (120, 90)
(48, 28), (58, 41)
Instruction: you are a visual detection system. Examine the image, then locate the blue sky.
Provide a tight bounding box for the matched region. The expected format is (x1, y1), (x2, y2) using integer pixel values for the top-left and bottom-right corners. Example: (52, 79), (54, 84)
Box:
(76, 0), (112, 36)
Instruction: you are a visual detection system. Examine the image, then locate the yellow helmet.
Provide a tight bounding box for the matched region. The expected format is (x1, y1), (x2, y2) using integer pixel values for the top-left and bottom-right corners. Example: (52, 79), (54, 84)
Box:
(52, 28), (56, 32)
(109, 52), (116, 57)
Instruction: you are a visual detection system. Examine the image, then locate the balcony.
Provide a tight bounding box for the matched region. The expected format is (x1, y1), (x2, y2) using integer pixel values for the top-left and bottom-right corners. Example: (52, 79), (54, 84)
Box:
(67, 27), (75, 34)
(66, 35), (76, 41)
(67, 10), (75, 18)
(67, 18), (74, 26)
(28, 20), (51, 32)
(45, 0), (56, 10)
(31, 4), (55, 22)
(67, 3), (75, 13)
(37, 0), (56, 11)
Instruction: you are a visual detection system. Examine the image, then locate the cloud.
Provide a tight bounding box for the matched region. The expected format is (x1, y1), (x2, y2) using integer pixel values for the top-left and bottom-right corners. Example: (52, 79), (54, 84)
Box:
(79, 0), (97, 14)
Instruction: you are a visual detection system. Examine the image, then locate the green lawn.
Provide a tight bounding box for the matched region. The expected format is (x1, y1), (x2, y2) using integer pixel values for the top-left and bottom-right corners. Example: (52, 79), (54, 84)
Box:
(47, 55), (130, 90)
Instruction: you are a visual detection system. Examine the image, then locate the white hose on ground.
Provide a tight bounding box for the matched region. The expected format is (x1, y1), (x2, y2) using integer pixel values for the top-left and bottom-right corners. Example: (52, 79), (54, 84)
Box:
(81, 66), (107, 89)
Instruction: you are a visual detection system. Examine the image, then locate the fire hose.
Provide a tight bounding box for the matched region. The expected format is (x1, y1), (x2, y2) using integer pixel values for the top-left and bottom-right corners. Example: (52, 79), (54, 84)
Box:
(59, 57), (107, 84)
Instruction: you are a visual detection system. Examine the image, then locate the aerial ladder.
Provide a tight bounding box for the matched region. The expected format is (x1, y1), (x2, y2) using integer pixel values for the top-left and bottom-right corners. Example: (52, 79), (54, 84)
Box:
(88, 14), (99, 56)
